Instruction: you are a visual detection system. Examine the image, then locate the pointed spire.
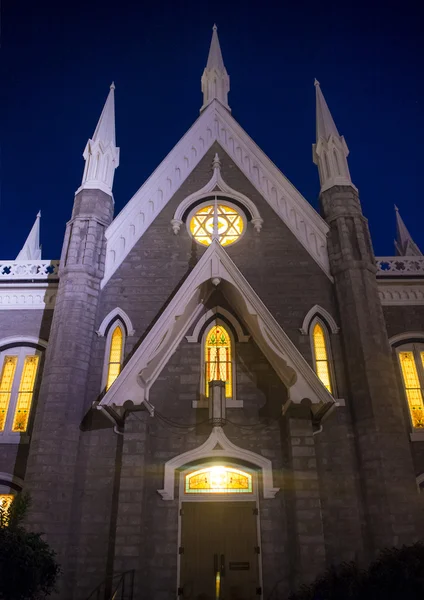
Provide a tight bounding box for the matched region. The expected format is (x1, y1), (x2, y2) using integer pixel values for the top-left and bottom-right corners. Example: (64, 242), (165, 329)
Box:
(314, 79), (340, 141)
(394, 205), (422, 256)
(16, 211), (41, 260)
(92, 82), (116, 146)
(78, 83), (120, 197)
(201, 25), (230, 112)
(312, 80), (355, 193)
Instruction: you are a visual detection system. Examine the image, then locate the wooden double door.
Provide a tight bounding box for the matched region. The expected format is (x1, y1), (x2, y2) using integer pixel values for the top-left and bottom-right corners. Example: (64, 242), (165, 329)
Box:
(179, 501), (260, 600)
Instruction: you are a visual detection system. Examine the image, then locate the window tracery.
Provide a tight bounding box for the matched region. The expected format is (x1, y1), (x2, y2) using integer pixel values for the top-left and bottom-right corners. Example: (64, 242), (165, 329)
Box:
(397, 343), (424, 429)
(0, 346), (42, 435)
(188, 201), (244, 247)
(205, 324), (232, 398)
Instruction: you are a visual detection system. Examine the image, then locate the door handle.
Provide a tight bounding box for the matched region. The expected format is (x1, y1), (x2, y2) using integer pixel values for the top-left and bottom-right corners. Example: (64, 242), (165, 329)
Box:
(220, 554), (225, 577)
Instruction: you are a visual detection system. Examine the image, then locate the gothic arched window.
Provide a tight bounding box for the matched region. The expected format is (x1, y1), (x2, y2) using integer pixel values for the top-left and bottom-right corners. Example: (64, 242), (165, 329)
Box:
(311, 321), (333, 393)
(396, 343), (424, 429)
(0, 345), (42, 436)
(105, 324), (124, 391)
(204, 324), (233, 398)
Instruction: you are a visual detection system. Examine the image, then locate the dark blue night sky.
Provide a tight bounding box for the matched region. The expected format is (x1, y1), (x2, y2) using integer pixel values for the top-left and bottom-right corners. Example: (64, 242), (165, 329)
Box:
(1, 0), (422, 260)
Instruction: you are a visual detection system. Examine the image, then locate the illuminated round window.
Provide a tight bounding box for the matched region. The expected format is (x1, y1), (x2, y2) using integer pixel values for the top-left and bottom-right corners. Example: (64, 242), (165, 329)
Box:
(188, 202), (245, 247)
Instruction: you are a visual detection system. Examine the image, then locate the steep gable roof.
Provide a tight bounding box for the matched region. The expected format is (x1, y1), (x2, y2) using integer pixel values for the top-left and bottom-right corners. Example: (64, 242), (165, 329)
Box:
(98, 241), (335, 421)
(102, 100), (331, 288)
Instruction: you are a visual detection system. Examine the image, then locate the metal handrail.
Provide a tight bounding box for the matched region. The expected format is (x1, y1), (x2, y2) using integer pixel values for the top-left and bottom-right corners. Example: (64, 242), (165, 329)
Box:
(84, 570), (134, 600)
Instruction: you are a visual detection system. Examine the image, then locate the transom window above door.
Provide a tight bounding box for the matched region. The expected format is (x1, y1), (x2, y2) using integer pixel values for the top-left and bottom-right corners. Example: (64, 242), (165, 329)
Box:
(185, 466), (252, 494)
(188, 201), (245, 247)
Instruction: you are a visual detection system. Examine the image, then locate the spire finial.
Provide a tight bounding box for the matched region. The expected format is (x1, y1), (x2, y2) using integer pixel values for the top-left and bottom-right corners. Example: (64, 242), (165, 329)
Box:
(201, 25), (230, 112)
(394, 205), (422, 256)
(78, 84), (120, 196)
(212, 152), (221, 171)
(16, 212), (42, 260)
(314, 78), (320, 87)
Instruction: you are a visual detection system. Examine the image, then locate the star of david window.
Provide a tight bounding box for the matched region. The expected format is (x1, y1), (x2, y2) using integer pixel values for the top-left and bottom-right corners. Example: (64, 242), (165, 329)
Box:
(188, 200), (245, 247)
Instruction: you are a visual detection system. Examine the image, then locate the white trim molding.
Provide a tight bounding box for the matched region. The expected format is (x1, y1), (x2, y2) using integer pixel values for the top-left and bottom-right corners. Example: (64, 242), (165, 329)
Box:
(378, 283), (424, 306)
(97, 307), (135, 337)
(171, 152), (263, 234)
(0, 283), (58, 310)
(186, 306), (249, 343)
(0, 472), (24, 491)
(299, 304), (339, 335)
(101, 100), (331, 288)
(98, 241), (336, 421)
(389, 332), (424, 346)
(416, 473), (424, 489)
(0, 336), (48, 349)
(157, 426), (279, 500)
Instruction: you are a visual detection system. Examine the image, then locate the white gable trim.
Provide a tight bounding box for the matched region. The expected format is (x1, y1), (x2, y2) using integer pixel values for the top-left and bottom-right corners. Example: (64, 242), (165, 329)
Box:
(389, 331), (424, 346)
(98, 241), (335, 420)
(101, 100), (331, 288)
(157, 426), (279, 500)
(186, 306), (250, 343)
(171, 153), (263, 234)
(299, 304), (339, 335)
(96, 307), (135, 337)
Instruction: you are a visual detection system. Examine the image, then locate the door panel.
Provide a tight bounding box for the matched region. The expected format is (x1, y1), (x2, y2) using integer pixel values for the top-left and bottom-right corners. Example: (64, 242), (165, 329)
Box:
(180, 502), (259, 600)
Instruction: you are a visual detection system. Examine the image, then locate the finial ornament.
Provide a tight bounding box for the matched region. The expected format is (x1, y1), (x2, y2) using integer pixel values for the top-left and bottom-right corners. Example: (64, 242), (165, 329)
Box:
(314, 78), (320, 87)
(212, 152), (221, 171)
(77, 84), (120, 197)
(201, 25), (230, 112)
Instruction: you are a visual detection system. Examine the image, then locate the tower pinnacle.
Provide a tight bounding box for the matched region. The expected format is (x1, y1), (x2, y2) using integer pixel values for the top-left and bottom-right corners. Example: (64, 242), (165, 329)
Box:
(394, 205), (422, 256)
(78, 84), (120, 197)
(201, 25), (230, 112)
(312, 80), (355, 193)
(16, 211), (41, 260)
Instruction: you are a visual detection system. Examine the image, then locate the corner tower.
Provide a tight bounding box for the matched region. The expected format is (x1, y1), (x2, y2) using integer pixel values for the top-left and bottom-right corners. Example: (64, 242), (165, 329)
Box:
(24, 85), (119, 595)
(314, 82), (422, 553)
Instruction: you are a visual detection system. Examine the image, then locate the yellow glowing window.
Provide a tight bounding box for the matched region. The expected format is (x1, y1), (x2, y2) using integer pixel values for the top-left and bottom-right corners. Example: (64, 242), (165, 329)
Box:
(399, 351), (424, 429)
(189, 202), (244, 247)
(205, 325), (232, 398)
(106, 325), (123, 390)
(12, 355), (40, 432)
(312, 323), (332, 393)
(0, 494), (14, 523)
(0, 356), (18, 431)
(185, 466), (252, 494)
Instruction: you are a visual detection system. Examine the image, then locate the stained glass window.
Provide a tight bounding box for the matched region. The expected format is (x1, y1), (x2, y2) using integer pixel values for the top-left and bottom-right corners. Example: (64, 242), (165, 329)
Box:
(205, 325), (232, 398)
(0, 356), (18, 431)
(189, 202), (244, 247)
(399, 350), (424, 428)
(106, 325), (123, 390)
(185, 466), (252, 494)
(312, 322), (332, 393)
(12, 355), (40, 432)
(0, 494), (14, 523)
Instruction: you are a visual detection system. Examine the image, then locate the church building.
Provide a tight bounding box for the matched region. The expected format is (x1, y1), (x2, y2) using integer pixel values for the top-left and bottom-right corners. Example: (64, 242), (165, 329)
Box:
(1, 26), (424, 600)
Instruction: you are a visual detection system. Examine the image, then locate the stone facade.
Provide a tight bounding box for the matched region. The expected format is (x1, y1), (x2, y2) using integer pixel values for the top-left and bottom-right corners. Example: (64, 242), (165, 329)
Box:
(1, 133), (423, 600)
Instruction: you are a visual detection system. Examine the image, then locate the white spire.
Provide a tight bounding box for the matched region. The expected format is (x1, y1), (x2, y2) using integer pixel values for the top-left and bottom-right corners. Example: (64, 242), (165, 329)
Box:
(201, 25), (230, 112)
(394, 205), (422, 256)
(312, 80), (355, 193)
(78, 83), (120, 197)
(16, 211), (41, 260)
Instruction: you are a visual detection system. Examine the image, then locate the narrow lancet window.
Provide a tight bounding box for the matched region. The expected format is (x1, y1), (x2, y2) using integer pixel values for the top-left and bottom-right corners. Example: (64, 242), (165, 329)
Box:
(12, 355), (40, 432)
(399, 350), (424, 428)
(106, 325), (124, 390)
(205, 325), (232, 398)
(0, 356), (18, 431)
(312, 322), (333, 393)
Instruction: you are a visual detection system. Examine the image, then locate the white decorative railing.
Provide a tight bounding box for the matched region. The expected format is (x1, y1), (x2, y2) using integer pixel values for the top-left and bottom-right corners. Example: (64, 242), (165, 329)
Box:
(376, 256), (424, 277)
(0, 260), (60, 280)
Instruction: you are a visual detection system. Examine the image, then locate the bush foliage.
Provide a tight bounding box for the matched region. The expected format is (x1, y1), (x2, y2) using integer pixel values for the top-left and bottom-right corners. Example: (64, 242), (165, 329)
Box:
(0, 493), (60, 600)
(288, 543), (424, 600)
